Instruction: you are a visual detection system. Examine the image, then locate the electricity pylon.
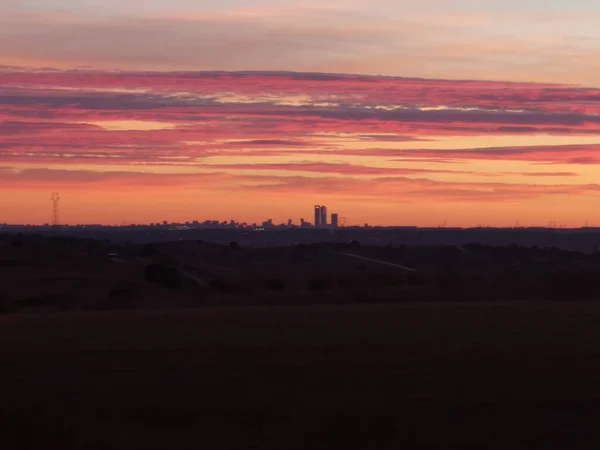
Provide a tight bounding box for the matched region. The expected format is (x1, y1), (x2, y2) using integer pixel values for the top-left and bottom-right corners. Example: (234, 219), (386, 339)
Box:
(51, 193), (60, 226)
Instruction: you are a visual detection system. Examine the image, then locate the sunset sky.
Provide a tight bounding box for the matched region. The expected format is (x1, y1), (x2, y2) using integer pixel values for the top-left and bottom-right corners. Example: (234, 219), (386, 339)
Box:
(1, 0), (600, 227)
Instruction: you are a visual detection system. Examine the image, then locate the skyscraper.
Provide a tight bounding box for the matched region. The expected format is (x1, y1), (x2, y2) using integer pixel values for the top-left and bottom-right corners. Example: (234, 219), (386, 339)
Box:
(314, 205), (321, 227)
(320, 205), (327, 227)
(331, 213), (339, 228)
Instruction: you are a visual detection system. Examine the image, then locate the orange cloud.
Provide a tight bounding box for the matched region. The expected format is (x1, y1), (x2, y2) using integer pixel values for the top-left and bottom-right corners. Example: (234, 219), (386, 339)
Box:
(1, 68), (600, 225)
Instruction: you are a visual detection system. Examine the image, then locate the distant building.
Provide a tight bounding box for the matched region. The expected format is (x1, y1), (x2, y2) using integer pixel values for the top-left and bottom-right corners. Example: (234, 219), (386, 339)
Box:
(314, 205), (322, 227)
(320, 205), (327, 227)
(331, 213), (339, 228)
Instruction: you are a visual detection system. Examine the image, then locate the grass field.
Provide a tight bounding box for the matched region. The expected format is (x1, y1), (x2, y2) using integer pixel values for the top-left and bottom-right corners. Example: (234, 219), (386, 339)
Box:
(2, 303), (600, 449)
(4, 236), (600, 312)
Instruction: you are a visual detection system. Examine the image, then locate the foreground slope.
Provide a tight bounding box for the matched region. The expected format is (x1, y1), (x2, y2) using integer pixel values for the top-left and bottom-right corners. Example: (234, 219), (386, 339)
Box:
(1, 303), (600, 449)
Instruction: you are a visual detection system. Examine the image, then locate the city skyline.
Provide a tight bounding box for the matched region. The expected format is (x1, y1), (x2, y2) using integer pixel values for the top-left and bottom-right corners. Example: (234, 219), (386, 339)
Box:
(29, 198), (345, 228)
(1, 1), (600, 227)
(0, 194), (587, 229)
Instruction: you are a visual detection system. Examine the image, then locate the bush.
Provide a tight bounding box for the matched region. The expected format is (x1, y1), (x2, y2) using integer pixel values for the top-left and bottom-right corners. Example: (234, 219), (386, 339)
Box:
(144, 261), (181, 288)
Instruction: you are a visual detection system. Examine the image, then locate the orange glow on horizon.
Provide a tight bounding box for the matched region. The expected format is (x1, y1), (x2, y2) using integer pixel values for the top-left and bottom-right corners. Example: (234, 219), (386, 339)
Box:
(1, 67), (599, 227)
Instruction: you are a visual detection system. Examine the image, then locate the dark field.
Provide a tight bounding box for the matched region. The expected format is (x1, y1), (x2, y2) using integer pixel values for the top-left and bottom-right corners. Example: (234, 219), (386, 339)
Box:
(2, 303), (600, 449)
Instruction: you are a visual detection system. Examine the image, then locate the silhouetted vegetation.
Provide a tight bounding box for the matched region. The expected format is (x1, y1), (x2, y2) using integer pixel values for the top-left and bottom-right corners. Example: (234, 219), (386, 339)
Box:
(144, 260), (181, 288)
(11, 235), (24, 247)
(141, 243), (159, 257)
(6, 233), (600, 311)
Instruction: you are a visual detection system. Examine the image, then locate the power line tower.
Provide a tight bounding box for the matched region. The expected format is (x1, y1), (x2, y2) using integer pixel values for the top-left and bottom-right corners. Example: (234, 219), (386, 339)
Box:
(50, 193), (60, 226)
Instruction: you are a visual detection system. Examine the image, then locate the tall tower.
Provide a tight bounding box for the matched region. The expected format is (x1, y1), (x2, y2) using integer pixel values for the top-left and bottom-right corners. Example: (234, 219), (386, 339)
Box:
(50, 193), (60, 226)
(331, 213), (339, 228)
(320, 205), (327, 227)
(314, 205), (321, 227)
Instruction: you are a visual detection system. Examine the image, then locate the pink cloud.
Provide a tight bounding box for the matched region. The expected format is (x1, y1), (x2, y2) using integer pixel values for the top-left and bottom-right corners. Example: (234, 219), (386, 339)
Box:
(203, 162), (578, 178)
(386, 144), (600, 164)
(0, 68), (598, 208)
(233, 173), (600, 202)
(209, 144), (600, 165)
(0, 167), (231, 187)
(0, 167), (592, 202)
